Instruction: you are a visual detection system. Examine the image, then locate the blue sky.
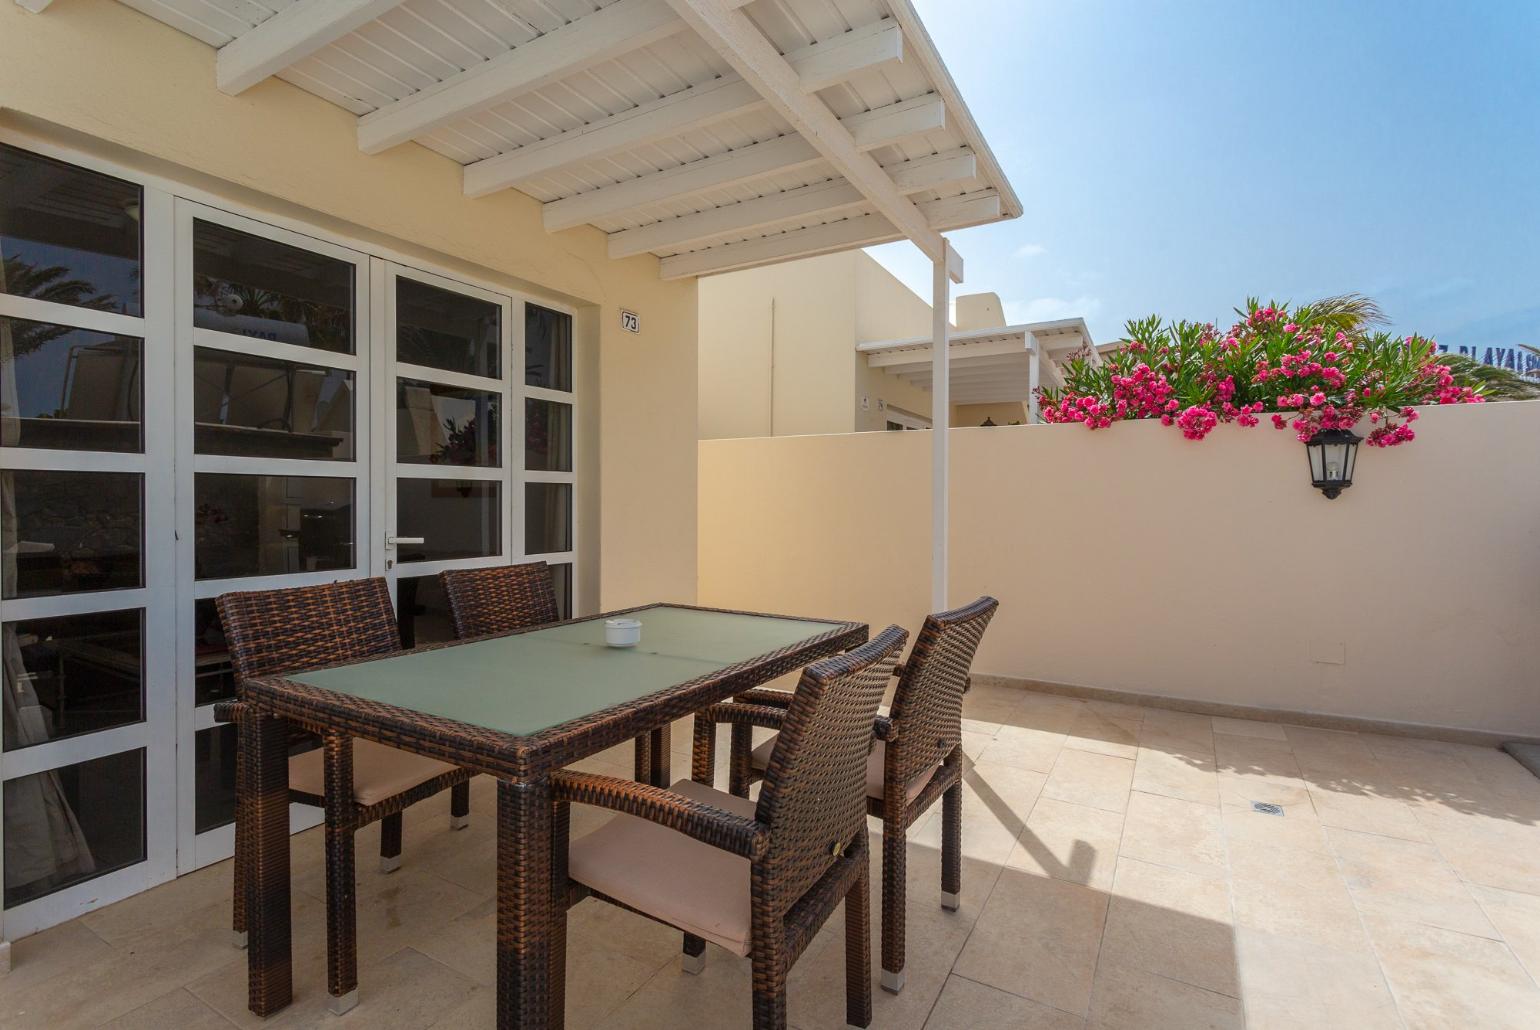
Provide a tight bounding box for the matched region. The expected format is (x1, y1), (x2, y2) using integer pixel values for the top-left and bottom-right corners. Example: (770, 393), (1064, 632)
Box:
(867, 0), (1540, 352)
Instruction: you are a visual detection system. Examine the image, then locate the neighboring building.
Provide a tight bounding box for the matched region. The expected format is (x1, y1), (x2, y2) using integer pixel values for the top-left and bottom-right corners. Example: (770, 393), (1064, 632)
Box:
(699, 250), (1097, 437)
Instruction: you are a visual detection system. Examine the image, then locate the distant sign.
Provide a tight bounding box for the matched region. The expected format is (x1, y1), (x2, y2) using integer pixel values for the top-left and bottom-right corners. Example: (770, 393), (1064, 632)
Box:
(1438, 342), (1539, 379)
(620, 309), (640, 334)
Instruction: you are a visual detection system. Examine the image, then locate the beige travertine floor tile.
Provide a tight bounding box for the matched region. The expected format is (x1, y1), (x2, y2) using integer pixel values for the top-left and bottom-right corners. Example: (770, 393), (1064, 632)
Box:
(1137, 709), (1213, 752)
(1418, 816), (1540, 896)
(1227, 838), (1365, 946)
(1281, 723), (1370, 755)
(1098, 858), (1237, 996)
(1211, 716), (1288, 741)
(1461, 746), (1540, 801)
(0, 918), (115, 995)
(1085, 962), (1242, 1030)
(97, 989), (237, 1030)
(1329, 826), (1500, 938)
(953, 869), (1108, 1017)
(1307, 784), (1429, 842)
(1042, 749), (1134, 815)
(1363, 914), (1540, 1030)
(1006, 796), (1124, 890)
(1233, 925), (1400, 1030)
(1220, 795), (1330, 855)
(1120, 791), (1226, 878)
(1063, 709), (1141, 760)
(1470, 884), (1540, 983)
(923, 975), (1085, 1029)
(974, 724), (1067, 773)
(1131, 747), (1218, 806)
(908, 762), (1046, 864)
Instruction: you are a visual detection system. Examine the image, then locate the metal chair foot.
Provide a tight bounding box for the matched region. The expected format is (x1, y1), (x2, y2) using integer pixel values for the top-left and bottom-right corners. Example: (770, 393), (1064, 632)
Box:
(0, 939), (11, 974)
(881, 968), (905, 994)
(941, 890), (960, 911)
(329, 989), (359, 1015)
(231, 930), (248, 949)
(681, 951), (706, 975)
(449, 814), (470, 831)
(379, 854), (402, 874)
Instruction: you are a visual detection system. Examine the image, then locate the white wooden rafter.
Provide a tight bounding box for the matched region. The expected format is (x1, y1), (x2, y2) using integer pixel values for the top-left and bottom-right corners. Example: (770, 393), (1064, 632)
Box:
(217, 0), (408, 95)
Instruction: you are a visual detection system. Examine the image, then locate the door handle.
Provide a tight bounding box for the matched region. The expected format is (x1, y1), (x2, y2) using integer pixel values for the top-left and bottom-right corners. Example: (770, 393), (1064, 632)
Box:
(385, 535), (425, 548)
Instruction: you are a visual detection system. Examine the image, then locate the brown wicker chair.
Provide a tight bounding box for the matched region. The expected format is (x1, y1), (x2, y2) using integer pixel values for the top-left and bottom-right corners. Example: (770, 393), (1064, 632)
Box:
(695, 596), (999, 995)
(214, 578), (475, 1015)
(551, 625), (909, 1030)
(439, 561), (560, 640)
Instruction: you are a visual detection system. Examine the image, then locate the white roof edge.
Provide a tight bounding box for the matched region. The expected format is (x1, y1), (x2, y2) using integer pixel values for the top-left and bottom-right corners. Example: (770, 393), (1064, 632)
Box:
(857, 317), (1096, 353)
(882, 0), (1022, 221)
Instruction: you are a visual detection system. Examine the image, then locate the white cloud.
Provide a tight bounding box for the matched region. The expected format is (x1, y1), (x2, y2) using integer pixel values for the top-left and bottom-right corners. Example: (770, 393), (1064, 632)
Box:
(1003, 295), (1102, 324)
(1013, 242), (1048, 260)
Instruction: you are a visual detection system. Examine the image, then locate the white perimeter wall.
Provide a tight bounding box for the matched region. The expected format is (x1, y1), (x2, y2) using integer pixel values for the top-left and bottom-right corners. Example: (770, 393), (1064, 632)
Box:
(699, 401), (1540, 737)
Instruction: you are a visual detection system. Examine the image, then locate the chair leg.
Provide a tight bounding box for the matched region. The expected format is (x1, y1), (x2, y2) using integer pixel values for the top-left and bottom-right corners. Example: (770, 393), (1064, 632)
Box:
(450, 779), (471, 830)
(749, 943), (787, 1030)
(322, 733), (359, 1015)
(231, 711), (249, 949)
(941, 780), (962, 911)
(691, 715), (716, 787)
(728, 721), (753, 799)
(845, 856), (873, 1029)
(379, 811), (403, 874)
(681, 933), (706, 974)
(880, 814), (906, 994)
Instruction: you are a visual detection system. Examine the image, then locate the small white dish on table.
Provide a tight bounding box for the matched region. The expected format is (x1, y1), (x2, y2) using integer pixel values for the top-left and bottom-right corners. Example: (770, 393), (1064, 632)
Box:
(604, 618), (642, 648)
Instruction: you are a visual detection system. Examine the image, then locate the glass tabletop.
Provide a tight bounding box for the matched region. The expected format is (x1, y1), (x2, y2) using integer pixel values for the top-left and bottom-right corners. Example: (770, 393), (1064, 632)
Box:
(287, 605), (841, 738)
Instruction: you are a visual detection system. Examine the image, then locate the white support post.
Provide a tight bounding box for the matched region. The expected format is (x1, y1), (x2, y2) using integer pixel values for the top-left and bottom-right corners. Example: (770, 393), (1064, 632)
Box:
(931, 242), (959, 612)
(1028, 332), (1041, 424)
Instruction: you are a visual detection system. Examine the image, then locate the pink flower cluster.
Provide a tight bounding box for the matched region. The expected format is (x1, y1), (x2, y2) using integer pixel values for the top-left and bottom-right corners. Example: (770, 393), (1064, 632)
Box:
(1038, 301), (1491, 449)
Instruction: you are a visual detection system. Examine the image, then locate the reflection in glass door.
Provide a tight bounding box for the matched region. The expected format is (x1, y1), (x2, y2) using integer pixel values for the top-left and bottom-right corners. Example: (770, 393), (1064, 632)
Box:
(0, 143), (177, 936)
(172, 201), (370, 871)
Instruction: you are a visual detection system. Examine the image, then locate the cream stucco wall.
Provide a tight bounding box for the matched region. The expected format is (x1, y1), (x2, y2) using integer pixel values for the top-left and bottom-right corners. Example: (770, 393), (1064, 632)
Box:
(700, 401), (1540, 737)
(0, 0), (697, 609)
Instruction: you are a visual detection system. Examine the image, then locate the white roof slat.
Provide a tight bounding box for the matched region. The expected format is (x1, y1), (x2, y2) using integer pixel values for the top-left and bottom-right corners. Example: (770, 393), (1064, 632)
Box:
(105, 0), (1019, 276)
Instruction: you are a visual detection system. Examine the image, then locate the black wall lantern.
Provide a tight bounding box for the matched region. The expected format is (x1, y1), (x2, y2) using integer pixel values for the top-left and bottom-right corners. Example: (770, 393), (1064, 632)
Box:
(1306, 428), (1361, 499)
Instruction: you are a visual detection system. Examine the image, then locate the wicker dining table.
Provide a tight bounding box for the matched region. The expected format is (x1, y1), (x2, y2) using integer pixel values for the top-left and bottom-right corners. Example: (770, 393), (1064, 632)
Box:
(234, 602), (868, 1028)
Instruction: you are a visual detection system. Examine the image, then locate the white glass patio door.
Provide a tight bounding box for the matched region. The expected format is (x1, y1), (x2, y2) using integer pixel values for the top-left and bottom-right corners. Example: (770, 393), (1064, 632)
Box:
(172, 200), (372, 872)
(0, 145), (177, 937)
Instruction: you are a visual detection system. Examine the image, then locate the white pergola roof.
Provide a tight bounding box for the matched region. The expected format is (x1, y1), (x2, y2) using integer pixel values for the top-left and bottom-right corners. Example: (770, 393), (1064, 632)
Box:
(857, 318), (1096, 406)
(98, 0), (1018, 279)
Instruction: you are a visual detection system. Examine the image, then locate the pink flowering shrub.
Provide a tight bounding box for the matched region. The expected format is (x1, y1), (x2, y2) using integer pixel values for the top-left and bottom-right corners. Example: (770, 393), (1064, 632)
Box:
(1039, 298), (1486, 447)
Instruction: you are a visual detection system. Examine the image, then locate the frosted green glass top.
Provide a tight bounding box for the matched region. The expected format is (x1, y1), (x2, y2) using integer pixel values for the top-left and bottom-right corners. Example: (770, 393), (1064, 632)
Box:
(288, 606), (839, 738)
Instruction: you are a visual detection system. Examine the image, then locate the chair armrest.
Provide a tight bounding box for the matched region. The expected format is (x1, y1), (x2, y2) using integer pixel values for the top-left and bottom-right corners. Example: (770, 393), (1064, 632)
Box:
(699, 702), (788, 731)
(874, 714), (897, 741)
(730, 687), (794, 708)
(890, 663), (907, 679)
(212, 701), (242, 724)
(552, 771), (769, 860)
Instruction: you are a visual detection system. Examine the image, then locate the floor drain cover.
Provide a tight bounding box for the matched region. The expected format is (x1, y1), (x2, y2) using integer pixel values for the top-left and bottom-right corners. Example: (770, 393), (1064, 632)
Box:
(1251, 801), (1284, 816)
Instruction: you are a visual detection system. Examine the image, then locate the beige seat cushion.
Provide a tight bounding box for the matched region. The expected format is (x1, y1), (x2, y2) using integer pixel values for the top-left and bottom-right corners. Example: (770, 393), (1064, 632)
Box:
(750, 733), (938, 805)
(567, 779), (758, 957)
(289, 738), (460, 808)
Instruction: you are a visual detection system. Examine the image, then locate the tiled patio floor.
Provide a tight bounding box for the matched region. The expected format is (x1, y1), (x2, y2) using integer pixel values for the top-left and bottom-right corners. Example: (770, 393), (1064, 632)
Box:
(7, 684), (1540, 1028)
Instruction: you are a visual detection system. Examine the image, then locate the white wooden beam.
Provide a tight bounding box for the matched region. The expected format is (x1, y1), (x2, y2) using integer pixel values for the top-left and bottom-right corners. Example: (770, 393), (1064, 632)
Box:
(865, 335), (1025, 368)
(657, 189), (996, 278)
(604, 149), (975, 256)
(540, 106), (951, 232)
(217, 0), (407, 95)
(360, 0), (712, 154)
(608, 179), (863, 258)
(662, 0), (952, 273)
(791, 20), (903, 93)
(465, 24), (922, 197)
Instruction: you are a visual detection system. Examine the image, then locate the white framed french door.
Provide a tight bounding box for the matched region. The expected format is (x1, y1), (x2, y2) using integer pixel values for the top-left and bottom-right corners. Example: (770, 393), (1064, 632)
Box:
(171, 199), (372, 873)
(0, 147), (178, 938)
